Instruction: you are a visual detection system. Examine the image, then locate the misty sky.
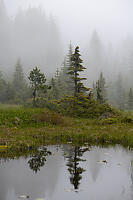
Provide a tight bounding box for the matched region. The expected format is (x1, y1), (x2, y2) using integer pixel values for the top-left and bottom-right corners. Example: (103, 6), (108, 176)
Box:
(4, 0), (133, 48)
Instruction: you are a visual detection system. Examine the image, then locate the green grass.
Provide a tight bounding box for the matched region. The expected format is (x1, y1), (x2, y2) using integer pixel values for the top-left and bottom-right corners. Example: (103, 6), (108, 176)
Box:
(0, 106), (133, 156)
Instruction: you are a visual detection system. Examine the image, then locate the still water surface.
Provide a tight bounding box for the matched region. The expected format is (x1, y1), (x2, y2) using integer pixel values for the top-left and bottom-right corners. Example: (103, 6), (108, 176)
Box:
(0, 145), (133, 200)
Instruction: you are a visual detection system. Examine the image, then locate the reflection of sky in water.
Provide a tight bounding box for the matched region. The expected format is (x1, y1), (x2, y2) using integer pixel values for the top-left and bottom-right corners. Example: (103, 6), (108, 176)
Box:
(0, 145), (133, 200)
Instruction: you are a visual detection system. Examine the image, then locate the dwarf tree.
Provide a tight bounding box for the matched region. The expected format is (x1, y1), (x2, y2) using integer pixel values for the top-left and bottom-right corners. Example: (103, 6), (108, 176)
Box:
(28, 67), (49, 106)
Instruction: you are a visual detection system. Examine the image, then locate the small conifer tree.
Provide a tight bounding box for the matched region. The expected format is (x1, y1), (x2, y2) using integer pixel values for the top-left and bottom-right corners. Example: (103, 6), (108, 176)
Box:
(95, 72), (107, 104)
(28, 67), (49, 106)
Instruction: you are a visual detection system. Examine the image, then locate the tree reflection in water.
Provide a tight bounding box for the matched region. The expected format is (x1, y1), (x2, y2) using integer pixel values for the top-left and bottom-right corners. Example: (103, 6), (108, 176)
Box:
(28, 147), (52, 173)
(66, 146), (88, 190)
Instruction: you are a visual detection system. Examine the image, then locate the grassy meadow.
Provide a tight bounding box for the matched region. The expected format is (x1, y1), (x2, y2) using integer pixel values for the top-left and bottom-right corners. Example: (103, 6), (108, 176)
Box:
(0, 104), (133, 156)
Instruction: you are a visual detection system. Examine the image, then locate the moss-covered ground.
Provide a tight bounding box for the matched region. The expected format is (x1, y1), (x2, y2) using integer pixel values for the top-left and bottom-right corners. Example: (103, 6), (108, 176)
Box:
(0, 106), (133, 157)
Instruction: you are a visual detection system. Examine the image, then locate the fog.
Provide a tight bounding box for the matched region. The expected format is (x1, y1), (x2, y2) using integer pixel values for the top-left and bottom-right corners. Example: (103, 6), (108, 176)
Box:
(0, 0), (133, 107)
(4, 0), (133, 45)
(2, 0), (133, 73)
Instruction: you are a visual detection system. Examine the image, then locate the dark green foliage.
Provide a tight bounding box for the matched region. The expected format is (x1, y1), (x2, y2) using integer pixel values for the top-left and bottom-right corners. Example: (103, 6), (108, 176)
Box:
(28, 67), (50, 106)
(67, 46), (88, 96)
(52, 94), (116, 118)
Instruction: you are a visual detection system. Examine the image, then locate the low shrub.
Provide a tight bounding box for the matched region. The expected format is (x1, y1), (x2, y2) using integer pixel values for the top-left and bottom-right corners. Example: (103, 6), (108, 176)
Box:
(120, 116), (133, 123)
(49, 94), (117, 118)
(98, 115), (133, 125)
(99, 117), (119, 125)
(32, 111), (66, 126)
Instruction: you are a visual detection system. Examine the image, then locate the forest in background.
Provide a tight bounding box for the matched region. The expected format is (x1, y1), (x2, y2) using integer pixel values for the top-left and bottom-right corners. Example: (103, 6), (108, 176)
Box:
(0, 0), (133, 110)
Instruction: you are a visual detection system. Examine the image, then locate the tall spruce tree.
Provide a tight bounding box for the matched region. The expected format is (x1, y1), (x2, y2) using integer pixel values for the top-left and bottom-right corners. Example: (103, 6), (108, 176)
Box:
(67, 46), (88, 96)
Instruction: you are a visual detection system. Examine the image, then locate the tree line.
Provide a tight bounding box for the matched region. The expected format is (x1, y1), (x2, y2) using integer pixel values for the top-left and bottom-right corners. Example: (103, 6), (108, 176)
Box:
(0, 44), (133, 110)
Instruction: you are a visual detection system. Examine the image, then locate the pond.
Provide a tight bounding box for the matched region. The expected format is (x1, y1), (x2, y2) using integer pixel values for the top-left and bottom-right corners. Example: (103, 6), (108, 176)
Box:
(0, 145), (133, 200)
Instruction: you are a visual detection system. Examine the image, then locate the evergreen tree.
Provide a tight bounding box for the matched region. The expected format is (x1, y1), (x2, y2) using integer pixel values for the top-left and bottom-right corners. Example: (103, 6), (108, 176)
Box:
(96, 80), (103, 104)
(67, 46), (88, 96)
(28, 67), (49, 106)
(96, 72), (107, 104)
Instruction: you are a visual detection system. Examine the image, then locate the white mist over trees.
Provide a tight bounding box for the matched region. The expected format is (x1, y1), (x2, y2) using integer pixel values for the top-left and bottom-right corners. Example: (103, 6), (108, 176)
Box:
(1, 0), (133, 109)
(0, 0), (63, 76)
